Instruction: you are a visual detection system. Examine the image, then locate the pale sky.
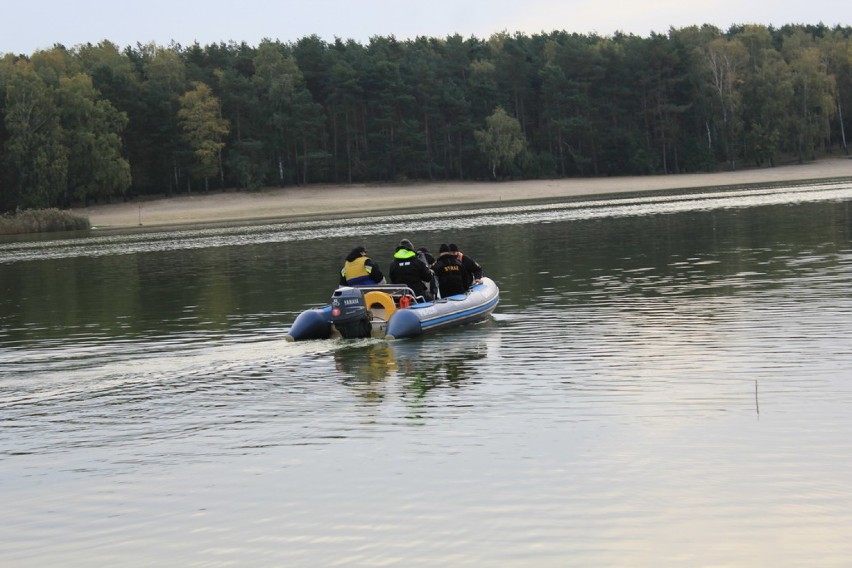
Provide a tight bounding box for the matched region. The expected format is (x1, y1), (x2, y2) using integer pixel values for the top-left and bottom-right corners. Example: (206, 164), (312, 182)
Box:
(3, 0), (850, 55)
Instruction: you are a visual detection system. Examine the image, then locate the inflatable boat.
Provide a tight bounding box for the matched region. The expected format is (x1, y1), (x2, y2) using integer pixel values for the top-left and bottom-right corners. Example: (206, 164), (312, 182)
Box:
(285, 277), (499, 341)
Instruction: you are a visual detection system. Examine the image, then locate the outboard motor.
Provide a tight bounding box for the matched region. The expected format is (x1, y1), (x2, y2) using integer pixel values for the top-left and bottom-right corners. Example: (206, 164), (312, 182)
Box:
(330, 287), (373, 339)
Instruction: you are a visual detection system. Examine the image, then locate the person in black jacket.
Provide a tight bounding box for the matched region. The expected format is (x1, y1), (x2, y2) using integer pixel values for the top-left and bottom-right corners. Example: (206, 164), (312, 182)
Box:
(416, 247), (438, 297)
(431, 243), (470, 298)
(416, 247), (435, 266)
(389, 239), (434, 301)
(448, 243), (482, 286)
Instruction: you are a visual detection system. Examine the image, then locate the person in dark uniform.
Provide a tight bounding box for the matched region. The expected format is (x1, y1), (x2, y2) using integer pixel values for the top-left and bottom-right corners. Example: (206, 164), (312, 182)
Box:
(416, 247), (435, 266)
(416, 247), (438, 297)
(340, 245), (385, 286)
(448, 243), (482, 286)
(431, 243), (470, 298)
(389, 239), (434, 301)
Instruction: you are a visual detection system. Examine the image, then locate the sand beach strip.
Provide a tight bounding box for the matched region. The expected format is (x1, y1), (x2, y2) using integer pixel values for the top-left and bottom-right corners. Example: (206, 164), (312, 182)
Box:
(74, 158), (852, 229)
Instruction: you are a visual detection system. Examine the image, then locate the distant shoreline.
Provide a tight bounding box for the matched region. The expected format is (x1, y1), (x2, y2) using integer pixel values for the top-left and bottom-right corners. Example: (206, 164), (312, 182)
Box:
(74, 158), (852, 230)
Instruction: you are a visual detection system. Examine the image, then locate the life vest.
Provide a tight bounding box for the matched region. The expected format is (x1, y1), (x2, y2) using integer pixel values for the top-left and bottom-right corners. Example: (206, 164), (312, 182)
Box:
(342, 256), (377, 285)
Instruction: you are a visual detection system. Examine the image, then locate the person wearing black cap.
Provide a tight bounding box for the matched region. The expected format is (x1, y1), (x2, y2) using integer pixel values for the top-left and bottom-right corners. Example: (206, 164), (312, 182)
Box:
(431, 243), (470, 298)
(340, 245), (385, 286)
(389, 239), (434, 300)
(448, 243), (482, 286)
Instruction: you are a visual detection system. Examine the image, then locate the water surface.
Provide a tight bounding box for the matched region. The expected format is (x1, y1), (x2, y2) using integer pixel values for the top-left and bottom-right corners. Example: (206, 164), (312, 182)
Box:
(2, 181), (852, 566)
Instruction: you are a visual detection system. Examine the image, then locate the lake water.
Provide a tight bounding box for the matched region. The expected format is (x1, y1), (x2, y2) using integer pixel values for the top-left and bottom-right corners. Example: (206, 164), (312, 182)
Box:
(2, 180), (852, 566)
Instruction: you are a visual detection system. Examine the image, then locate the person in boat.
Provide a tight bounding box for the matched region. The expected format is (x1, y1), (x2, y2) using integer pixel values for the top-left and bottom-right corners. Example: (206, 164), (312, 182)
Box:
(416, 247), (435, 266)
(431, 243), (470, 298)
(416, 247), (438, 297)
(389, 239), (434, 301)
(448, 243), (483, 286)
(340, 245), (385, 286)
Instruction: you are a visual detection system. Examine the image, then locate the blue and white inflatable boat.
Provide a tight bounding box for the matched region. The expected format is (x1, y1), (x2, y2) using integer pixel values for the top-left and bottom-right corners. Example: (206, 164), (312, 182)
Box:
(285, 277), (499, 341)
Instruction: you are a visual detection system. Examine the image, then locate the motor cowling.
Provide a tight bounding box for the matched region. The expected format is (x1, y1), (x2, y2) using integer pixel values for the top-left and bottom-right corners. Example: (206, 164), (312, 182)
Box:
(330, 287), (373, 339)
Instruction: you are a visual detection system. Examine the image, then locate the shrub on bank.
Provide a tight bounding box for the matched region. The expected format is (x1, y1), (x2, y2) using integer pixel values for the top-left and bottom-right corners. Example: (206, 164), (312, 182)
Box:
(0, 209), (91, 235)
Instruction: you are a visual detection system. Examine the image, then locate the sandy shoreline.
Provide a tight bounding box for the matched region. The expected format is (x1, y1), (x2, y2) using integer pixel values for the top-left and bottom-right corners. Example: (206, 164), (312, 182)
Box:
(74, 158), (852, 229)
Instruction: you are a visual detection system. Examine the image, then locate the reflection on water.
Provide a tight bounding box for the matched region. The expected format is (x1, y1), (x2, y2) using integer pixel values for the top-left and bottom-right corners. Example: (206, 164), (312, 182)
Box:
(3, 181), (852, 566)
(335, 335), (490, 406)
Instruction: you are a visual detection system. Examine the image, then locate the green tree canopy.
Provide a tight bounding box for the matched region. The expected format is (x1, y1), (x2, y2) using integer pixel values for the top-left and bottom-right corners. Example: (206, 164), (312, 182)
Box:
(474, 106), (528, 178)
(2, 23), (852, 212)
(59, 73), (131, 202)
(3, 60), (67, 209)
(177, 81), (229, 191)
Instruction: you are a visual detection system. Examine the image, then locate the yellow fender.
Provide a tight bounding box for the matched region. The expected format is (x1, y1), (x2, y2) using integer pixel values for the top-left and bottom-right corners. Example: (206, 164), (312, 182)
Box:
(363, 291), (396, 320)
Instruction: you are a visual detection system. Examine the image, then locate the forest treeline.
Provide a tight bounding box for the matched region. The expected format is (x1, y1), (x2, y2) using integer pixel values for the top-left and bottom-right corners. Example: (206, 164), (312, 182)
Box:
(1, 23), (851, 212)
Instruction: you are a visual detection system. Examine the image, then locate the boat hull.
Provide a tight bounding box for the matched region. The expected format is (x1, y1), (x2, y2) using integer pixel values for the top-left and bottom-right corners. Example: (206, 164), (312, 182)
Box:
(385, 278), (499, 339)
(287, 305), (333, 340)
(286, 277), (499, 341)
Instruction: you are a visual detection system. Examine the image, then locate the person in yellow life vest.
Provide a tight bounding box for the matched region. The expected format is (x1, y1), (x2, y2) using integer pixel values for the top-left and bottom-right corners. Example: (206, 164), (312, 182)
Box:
(340, 245), (385, 286)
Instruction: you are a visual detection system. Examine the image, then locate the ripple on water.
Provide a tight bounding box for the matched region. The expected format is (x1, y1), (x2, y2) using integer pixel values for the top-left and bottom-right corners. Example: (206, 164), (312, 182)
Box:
(3, 186), (852, 566)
